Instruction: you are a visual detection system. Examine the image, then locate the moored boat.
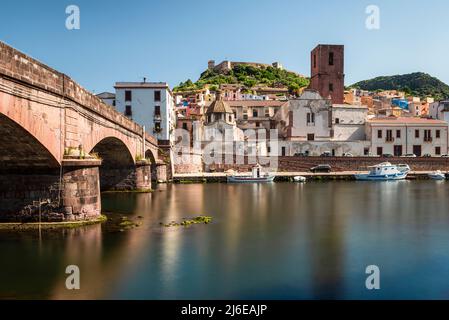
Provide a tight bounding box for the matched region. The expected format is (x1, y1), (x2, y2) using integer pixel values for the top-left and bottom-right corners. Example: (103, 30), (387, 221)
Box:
(428, 170), (445, 180)
(397, 164), (411, 174)
(227, 164), (274, 183)
(293, 176), (307, 183)
(354, 162), (408, 181)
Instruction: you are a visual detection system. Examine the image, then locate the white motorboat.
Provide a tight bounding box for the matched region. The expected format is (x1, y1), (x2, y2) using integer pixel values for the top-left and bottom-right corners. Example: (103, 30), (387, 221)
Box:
(428, 170), (445, 180)
(227, 164), (275, 183)
(293, 176), (307, 183)
(397, 164), (411, 174)
(354, 162), (408, 181)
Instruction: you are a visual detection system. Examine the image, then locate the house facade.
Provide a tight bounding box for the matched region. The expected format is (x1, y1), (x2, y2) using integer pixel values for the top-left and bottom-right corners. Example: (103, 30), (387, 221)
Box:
(366, 117), (448, 156)
(114, 82), (175, 144)
(429, 100), (449, 123)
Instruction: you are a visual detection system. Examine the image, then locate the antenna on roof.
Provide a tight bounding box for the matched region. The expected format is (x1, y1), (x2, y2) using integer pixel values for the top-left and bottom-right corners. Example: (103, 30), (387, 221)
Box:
(143, 77), (147, 83)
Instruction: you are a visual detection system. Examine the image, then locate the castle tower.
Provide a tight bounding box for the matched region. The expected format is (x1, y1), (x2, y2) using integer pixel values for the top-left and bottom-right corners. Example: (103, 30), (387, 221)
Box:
(310, 44), (344, 104)
(208, 60), (216, 70)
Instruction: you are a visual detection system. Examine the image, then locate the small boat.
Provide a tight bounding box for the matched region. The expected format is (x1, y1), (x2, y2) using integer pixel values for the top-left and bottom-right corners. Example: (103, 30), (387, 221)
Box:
(354, 162), (408, 181)
(428, 170), (445, 180)
(397, 164), (411, 174)
(293, 176), (307, 182)
(227, 164), (275, 183)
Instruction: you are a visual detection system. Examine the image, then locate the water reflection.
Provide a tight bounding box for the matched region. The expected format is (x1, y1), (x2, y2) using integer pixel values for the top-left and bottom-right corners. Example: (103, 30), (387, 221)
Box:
(2, 181), (449, 299)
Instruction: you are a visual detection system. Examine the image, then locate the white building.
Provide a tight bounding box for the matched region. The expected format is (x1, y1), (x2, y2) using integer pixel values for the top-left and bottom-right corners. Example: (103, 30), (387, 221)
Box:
(272, 90), (369, 156)
(331, 104), (368, 141)
(114, 82), (175, 144)
(366, 117), (448, 156)
(96, 92), (116, 107)
(429, 100), (449, 123)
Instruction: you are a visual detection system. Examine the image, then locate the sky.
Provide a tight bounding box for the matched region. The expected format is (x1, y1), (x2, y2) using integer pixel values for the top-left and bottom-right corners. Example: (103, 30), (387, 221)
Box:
(1, 0), (448, 93)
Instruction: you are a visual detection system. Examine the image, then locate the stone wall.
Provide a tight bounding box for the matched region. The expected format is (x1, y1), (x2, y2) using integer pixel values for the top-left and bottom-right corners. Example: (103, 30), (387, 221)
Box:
(193, 155), (449, 173)
(99, 164), (152, 191)
(173, 152), (204, 174)
(0, 171), (60, 221)
(62, 161), (101, 221)
(277, 156), (449, 172)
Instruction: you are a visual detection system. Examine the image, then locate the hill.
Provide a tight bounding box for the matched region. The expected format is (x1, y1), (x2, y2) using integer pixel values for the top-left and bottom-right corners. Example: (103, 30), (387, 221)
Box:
(173, 63), (309, 94)
(351, 72), (449, 101)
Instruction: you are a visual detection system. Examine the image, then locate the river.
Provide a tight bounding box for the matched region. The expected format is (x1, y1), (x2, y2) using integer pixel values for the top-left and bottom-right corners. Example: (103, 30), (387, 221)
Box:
(1, 181), (449, 299)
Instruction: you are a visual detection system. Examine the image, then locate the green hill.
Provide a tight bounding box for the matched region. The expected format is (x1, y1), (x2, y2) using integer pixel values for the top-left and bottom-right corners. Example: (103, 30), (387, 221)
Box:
(351, 72), (449, 100)
(173, 64), (309, 94)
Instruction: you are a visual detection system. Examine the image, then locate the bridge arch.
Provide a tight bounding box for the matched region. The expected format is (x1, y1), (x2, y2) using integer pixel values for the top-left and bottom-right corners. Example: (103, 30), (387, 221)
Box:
(90, 137), (137, 191)
(0, 113), (61, 220)
(0, 113), (60, 170)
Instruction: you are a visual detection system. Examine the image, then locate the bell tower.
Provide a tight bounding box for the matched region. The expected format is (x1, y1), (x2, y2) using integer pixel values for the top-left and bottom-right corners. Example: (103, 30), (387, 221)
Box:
(310, 44), (345, 104)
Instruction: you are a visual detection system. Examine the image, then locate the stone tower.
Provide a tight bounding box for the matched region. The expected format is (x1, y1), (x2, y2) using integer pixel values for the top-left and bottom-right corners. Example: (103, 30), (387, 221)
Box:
(310, 44), (344, 104)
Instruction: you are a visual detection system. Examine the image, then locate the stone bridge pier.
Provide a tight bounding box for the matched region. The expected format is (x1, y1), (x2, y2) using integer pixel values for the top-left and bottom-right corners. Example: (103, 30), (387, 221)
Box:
(60, 157), (153, 221)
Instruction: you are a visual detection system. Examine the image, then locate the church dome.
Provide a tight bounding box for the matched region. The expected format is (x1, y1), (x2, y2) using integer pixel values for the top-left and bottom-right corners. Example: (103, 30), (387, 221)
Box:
(206, 96), (233, 114)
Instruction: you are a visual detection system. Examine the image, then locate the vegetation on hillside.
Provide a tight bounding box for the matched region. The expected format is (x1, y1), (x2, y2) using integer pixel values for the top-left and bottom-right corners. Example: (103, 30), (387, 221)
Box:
(351, 72), (449, 101)
(173, 64), (309, 95)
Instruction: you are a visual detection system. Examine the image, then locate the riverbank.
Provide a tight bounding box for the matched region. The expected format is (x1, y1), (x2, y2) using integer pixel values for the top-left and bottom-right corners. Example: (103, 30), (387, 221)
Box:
(0, 215), (107, 230)
(173, 171), (444, 183)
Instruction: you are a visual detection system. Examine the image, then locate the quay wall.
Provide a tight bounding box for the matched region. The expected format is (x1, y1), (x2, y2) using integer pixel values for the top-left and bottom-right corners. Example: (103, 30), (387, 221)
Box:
(175, 156), (449, 173)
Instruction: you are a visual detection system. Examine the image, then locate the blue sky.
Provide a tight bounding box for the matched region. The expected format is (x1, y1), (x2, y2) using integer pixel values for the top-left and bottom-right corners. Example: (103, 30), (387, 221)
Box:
(1, 0), (448, 93)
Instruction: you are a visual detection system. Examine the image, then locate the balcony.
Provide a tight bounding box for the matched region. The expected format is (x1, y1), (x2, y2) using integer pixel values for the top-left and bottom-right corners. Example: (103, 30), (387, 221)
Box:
(385, 137), (395, 143)
(424, 137), (433, 143)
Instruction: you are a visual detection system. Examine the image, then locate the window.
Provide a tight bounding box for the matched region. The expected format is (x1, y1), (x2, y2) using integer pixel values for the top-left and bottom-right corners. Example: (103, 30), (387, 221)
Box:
(155, 105), (161, 116)
(386, 130), (393, 142)
(329, 83), (334, 92)
(182, 123), (188, 130)
(112, 100), (116, 107)
(256, 122), (260, 127)
(125, 90), (132, 102)
(377, 147), (383, 156)
(229, 115), (232, 122)
(394, 145), (403, 157)
(329, 52), (334, 66)
(281, 147), (286, 156)
(396, 130), (401, 138)
(364, 148), (370, 156)
(313, 54), (316, 68)
(424, 129), (432, 142)
(307, 112), (315, 125)
(154, 91), (161, 102)
(253, 109), (258, 117)
(125, 105), (132, 117)
(415, 130), (420, 138)
(154, 122), (161, 132)
(307, 134), (315, 141)
(377, 130), (382, 139)
(265, 109), (270, 117)
(436, 146), (441, 155)
(436, 130), (441, 138)
(335, 118), (340, 124)
(243, 113), (248, 120)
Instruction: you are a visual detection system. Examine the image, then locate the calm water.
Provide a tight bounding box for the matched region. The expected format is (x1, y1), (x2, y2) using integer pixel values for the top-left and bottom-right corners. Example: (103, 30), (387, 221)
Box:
(2, 181), (449, 299)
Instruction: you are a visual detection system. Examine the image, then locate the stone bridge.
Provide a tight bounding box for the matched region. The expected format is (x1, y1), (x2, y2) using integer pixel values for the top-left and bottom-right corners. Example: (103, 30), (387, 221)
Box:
(0, 41), (168, 222)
